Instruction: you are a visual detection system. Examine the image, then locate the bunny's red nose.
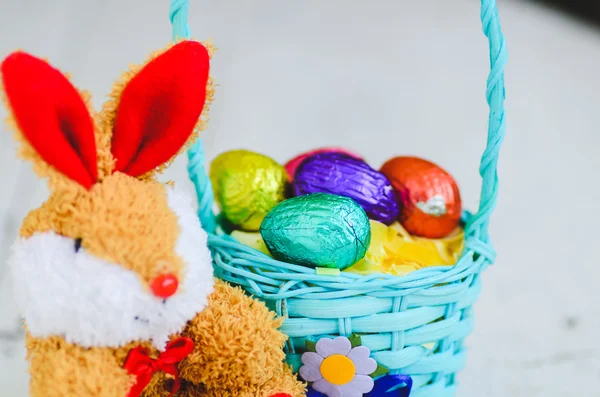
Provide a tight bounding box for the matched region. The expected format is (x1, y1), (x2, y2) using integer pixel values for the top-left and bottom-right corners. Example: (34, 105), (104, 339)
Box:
(150, 274), (179, 298)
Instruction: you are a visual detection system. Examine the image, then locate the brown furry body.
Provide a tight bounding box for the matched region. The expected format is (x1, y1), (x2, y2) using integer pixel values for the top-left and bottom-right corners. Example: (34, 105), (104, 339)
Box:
(3, 42), (305, 397)
(27, 280), (305, 397)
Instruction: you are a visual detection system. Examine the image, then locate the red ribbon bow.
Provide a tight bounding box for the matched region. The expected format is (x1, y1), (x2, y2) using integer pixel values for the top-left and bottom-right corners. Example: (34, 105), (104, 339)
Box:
(123, 337), (194, 397)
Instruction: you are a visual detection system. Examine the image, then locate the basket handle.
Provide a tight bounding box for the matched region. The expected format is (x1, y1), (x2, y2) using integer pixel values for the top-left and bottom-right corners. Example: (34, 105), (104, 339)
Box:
(469, 0), (507, 242)
(170, 0), (218, 233)
(173, 1), (507, 245)
(170, 0), (191, 40)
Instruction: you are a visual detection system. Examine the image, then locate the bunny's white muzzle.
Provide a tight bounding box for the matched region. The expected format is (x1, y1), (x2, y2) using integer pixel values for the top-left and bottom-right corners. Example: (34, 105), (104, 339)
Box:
(9, 187), (214, 351)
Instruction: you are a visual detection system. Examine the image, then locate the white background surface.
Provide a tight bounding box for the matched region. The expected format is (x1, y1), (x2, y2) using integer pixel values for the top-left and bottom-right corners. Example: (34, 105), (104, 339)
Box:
(0, 0), (599, 396)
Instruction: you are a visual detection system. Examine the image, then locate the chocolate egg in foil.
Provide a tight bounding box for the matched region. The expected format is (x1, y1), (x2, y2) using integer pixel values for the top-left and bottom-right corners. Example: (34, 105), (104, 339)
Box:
(260, 193), (371, 269)
(293, 152), (399, 225)
(210, 150), (287, 231)
(380, 156), (462, 238)
(284, 147), (362, 182)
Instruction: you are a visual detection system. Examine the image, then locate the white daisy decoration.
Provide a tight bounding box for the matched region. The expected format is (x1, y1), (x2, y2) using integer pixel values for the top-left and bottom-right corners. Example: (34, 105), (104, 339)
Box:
(299, 336), (377, 397)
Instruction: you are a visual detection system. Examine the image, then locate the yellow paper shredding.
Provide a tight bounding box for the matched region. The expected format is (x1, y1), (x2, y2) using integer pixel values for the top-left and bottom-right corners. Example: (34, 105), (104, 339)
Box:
(231, 220), (464, 277)
(231, 230), (272, 256)
(343, 221), (464, 276)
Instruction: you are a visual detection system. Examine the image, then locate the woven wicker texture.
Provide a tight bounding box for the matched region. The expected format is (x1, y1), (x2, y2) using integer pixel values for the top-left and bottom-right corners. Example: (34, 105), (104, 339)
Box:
(173, 1), (507, 395)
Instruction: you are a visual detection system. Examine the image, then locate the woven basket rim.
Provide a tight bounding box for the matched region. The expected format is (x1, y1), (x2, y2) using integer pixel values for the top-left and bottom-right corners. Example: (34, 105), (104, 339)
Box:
(209, 227), (492, 301)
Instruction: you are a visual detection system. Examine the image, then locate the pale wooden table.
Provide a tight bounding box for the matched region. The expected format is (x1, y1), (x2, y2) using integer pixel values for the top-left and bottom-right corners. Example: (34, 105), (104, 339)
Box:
(0, 0), (598, 396)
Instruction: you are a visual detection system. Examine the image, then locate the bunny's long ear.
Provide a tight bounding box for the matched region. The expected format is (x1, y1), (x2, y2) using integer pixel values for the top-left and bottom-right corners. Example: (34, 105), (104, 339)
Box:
(1, 52), (98, 189)
(104, 40), (212, 179)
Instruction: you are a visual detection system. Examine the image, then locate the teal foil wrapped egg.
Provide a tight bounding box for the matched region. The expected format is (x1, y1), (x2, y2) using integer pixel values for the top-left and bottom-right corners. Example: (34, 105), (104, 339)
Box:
(260, 193), (371, 269)
(210, 150), (288, 231)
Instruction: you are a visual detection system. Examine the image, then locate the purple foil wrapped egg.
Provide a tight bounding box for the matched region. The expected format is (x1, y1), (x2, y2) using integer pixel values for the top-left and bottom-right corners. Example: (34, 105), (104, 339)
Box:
(293, 152), (399, 225)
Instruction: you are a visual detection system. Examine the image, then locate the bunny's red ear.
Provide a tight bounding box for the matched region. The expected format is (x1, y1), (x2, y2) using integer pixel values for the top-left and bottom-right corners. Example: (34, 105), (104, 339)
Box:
(1, 52), (97, 189)
(110, 41), (210, 177)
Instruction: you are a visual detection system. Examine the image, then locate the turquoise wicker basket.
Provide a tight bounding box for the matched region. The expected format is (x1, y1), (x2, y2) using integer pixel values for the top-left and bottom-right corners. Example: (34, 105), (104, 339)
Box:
(174, 1), (506, 396)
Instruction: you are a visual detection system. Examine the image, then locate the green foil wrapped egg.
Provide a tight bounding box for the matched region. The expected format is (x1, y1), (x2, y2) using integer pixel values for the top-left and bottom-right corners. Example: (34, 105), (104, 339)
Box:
(210, 150), (288, 230)
(260, 193), (371, 269)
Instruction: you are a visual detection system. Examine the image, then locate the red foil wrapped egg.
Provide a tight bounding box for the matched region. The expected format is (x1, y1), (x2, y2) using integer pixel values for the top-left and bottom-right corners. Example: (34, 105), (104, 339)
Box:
(380, 156), (461, 238)
(284, 147), (362, 181)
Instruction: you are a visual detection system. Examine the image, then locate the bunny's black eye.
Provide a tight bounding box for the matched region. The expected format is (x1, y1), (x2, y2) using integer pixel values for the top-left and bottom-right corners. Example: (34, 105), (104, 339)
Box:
(74, 238), (83, 253)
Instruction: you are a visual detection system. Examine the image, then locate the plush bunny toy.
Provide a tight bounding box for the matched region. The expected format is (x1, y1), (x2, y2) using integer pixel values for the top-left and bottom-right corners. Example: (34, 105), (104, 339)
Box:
(1, 41), (305, 397)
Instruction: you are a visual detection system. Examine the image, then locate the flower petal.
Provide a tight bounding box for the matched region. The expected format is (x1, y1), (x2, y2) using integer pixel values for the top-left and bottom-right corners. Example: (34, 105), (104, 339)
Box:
(299, 363), (323, 383)
(316, 336), (352, 357)
(313, 378), (342, 397)
(343, 375), (375, 394)
(337, 389), (363, 397)
(347, 346), (377, 375)
(302, 351), (325, 367)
